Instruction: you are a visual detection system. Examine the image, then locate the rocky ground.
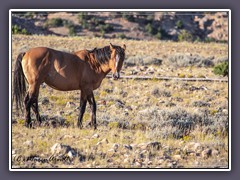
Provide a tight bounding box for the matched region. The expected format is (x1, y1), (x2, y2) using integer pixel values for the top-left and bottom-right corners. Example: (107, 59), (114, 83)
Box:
(12, 127), (228, 168)
(11, 35), (229, 169)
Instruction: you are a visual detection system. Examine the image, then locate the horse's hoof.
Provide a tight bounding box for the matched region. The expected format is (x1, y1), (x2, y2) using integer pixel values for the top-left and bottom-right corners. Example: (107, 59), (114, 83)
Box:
(37, 122), (42, 127)
(25, 122), (33, 128)
(87, 121), (93, 126)
(77, 123), (83, 129)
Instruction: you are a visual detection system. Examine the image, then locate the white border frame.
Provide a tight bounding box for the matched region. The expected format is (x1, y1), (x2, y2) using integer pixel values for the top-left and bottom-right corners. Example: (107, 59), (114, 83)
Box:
(9, 9), (231, 171)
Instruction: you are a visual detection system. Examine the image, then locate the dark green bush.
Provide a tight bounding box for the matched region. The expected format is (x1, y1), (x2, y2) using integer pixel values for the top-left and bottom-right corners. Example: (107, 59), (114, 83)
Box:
(135, 12), (146, 19)
(144, 24), (171, 40)
(145, 14), (155, 24)
(178, 30), (193, 42)
(122, 13), (135, 22)
(117, 33), (127, 39)
(100, 24), (114, 35)
(12, 25), (29, 35)
(155, 32), (162, 40)
(145, 23), (157, 35)
(205, 37), (217, 43)
(81, 20), (89, 29)
(63, 20), (77, 36)
(44, 18), (63, 28)
(68, 26), (76, 36)
(23, 12), (35, 18)
(90, 17), (105, 26)
(194, 36), (201, 42)
(110, 12), (122, 18)
(159, 28), (172, 40)
(79, 14), (106, 31)
(78, 12), (90, 29)
(213, 62), (228, 76)
(78, 12), (92, 22)
(176, 20), (184, 29)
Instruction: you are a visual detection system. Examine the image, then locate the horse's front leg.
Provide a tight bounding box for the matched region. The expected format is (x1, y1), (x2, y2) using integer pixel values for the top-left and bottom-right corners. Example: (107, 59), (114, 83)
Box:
(77, 92), (87, 128)
(87, 92), (97, 130)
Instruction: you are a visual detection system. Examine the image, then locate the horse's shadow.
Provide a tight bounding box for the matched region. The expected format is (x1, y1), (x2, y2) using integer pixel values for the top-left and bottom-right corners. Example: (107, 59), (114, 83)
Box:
(30, 115), (94, 129)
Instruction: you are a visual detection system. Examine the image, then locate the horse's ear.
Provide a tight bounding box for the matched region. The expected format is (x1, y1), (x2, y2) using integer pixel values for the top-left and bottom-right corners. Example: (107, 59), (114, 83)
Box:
(123, 44), (126, 50)
(110, 43), (114, 51)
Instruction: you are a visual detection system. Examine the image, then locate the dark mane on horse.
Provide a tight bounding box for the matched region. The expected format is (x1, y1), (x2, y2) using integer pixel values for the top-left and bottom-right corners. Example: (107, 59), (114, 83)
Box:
(88, 46), (111, 65)
(88, 45), (125, 65)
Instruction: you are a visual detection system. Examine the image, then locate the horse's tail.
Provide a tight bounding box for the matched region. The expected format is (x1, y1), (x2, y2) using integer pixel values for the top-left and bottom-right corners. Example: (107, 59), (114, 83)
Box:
(13, 52), (26, 112)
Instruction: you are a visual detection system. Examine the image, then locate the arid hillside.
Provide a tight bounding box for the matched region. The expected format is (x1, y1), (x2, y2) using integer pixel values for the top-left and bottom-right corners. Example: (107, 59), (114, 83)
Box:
(12, 11), (228, 42)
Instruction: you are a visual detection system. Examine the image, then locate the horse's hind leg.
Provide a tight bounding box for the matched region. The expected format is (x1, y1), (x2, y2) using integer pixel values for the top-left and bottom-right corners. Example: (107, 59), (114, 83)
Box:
(24, 83), (41, 128)
(77, 92), (87, 128)
(31, 96), (42, 126)
(87, 92), (97, 130)
(24, 92), (32, 128)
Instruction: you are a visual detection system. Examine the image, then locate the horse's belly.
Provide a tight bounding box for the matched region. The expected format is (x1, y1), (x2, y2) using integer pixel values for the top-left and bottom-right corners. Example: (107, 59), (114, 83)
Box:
(45, 74), (80, 91)
(93, 81), (102, 90)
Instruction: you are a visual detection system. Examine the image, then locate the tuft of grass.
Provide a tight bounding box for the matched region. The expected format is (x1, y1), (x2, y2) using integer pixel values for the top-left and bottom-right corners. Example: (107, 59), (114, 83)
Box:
(130, 123), (147, 131)
(56, 99), (67, 106)
(108, 122), (119, 129)
(49, 95), (59, 101)
(210, 109), (218, 115)
(213, 62), (228, 77)
(182, 135), (192, 142)
(82, 112), (91, 122)
(178, 73), (186, 78)
(187, 74), (194, 78)
(197, 74), (206, 78)
(100, 91), (107, 97)
(37, 140), (48, 151)
(17, 119), (25, 125)
(49, 95), (68, 106)
(65, 115), (75, 126)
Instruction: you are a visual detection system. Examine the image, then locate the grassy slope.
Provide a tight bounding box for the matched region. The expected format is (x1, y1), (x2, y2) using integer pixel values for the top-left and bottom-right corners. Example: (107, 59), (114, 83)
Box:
(12, 35), (227, 60)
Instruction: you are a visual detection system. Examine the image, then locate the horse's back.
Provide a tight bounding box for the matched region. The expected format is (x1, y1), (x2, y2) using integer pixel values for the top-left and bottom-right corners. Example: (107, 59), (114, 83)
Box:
(21, 47), (84, 90)
(24, 47), (55, 64)
(21, 47), (101, 91)
(74, 49), (89, 62)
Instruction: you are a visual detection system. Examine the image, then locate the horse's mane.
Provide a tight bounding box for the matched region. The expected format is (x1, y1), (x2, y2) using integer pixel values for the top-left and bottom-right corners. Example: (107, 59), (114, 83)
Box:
(84, 45), (125, 72)
(88, 46), (111, 65)
(88, 45), (125, 65)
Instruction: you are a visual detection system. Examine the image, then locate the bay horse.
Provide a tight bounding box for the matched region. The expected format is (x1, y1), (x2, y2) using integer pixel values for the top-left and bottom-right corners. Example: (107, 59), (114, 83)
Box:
(13, 43), (126, 129)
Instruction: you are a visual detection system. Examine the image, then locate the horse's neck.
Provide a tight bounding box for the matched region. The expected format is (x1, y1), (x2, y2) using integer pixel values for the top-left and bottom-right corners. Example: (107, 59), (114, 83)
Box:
(87, 53), (111, 76)
(99, 63), (111, 75)
(89, 63), (110, 87)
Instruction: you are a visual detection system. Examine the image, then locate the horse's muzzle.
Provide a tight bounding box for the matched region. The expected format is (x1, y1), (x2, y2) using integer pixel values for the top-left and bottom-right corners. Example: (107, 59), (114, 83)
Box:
(112, 72), (120, 80)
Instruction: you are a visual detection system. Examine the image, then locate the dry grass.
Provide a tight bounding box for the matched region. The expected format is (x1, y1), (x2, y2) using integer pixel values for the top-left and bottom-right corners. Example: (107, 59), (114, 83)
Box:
(12, 125), (228, 168)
